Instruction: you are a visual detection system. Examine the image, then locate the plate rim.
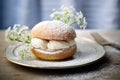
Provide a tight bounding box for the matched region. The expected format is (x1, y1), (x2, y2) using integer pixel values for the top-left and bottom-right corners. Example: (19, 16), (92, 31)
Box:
(5, 38), (105, 69)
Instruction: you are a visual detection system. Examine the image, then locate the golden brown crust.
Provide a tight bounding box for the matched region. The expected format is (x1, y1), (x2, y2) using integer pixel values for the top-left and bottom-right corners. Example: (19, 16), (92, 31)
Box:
(31, 21), (76, 40)
(31, 45), (77, 61)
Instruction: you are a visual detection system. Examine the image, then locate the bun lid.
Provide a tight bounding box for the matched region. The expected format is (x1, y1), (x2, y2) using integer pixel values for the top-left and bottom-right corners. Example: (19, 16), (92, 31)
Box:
(31, 20), (76, 40)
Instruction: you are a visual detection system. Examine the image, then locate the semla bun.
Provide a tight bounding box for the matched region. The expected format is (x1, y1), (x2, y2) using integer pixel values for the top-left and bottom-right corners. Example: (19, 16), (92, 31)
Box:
(31, 20), (77, 60)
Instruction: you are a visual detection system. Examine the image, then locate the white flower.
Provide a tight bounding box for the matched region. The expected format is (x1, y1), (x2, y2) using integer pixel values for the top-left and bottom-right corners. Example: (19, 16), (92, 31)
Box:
(19, 25), (28, 31)
(70, 6), (75, 11)
(80, 17), (87, 29)
(75, 16), (80, 25)
(61, 6), (74, 18)
(50, 11), (63, 19)
(76, 11), (83, 19)
(61, 5), (74, 13)
(5, 24), (31, 44)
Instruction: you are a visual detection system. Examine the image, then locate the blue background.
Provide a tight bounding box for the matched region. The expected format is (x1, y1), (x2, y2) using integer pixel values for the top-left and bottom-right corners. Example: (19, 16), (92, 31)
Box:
(0, 0), (120, 29)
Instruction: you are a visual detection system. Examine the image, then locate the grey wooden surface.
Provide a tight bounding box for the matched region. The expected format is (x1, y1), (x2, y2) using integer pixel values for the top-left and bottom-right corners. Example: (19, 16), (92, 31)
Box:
(0, 30), (120, 80)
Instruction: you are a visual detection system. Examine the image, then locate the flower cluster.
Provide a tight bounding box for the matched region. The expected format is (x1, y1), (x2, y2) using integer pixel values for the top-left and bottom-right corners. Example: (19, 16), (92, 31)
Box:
(18, 45), (36, 59)
(50, 6), (87, 29)
(5, 24), (33, 59)
(5, 24), (32, 44)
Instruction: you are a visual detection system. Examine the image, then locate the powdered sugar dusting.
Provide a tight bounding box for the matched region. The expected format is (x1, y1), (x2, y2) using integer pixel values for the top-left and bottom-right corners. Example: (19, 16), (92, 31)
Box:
(31, 20), (76, 40)
(51, 20), (69, 30)
(50, 20), (75, 35)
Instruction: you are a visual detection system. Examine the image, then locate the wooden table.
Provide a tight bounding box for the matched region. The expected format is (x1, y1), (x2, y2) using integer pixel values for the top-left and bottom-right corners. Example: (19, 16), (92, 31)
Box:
(0, 30), (120, 80)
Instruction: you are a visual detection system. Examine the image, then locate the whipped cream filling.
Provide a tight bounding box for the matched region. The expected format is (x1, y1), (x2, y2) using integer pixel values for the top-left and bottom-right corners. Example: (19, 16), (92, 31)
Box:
(31, 38), (76, 50)
(31, 38), (48, 49)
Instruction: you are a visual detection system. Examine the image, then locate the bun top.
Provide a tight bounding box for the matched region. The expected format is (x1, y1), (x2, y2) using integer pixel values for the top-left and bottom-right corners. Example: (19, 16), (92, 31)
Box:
(31, 20), (76, 40)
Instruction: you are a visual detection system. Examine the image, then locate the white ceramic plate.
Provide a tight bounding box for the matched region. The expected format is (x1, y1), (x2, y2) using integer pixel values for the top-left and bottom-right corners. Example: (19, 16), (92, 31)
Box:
(5, 38), (105, 69)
